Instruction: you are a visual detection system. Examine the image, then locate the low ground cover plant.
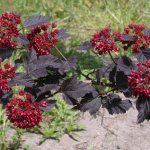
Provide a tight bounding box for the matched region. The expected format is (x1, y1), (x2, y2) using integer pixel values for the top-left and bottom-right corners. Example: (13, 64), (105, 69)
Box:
(0, 12), (150, 147)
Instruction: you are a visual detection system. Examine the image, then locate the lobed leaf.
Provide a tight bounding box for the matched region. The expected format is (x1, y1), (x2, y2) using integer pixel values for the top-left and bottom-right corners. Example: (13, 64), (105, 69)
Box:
(36, 84), (58, 97)
(9, 73), (34, 87)
(0, 47), (13, 60)
(26, 49), (77, 78)
(16, 34), (30, 45)
(80, 94), (101, 115)
(109, 66), (129, 91)
(24, 16), (49, 28)
(78, 41), (92, 51)
(104, 94), (132, 115)
(57, 29), (69, 39)
(96, 64), (114, 83)
(0, 91), (12, 105)
(121, 87), (133, 97)
(144, 29), (150, 37)
(117, 56), (136, 75)
(61, 76), (98, 105)
(136, 95), (150, 123)
(121, 35), (136, 42)
(136, 48), (150, 63)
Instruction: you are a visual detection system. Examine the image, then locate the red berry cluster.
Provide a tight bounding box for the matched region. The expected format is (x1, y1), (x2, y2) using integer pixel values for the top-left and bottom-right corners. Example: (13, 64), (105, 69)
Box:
(27, 23), (59, 55)
(90, 27), (119, 55)
(0, 12), (21, 49)
(6, 90), (42, 129)
(128, 60), (150, 97)
(0, 60), (15, 95)
(115, 23), (150, 53)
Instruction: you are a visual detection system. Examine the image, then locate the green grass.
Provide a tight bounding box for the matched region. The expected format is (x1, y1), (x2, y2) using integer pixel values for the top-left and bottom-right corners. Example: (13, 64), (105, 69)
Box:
(41, 94), (83, 140)
(1, 0), (150, 34)
(0, 105), (9, 149)
(1, 0), (150, 67)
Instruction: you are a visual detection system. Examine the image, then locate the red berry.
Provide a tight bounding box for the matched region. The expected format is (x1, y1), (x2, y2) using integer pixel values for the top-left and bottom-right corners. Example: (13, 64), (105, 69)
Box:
(19, 90), (24, 96)
(0, 61), (15, 96)
(91, 27), (119, 55)
(26, 23), (59, 56)
(6, 95), (42, 129)
(4, 63), (10, 69)
(26, 93), (31, 99)
(0, 12), (21, 49)
(52, 22), (57, 28)
(40, 101), (47, 107)
(52, 37), (58, 43)
(128, 60), (150, 97)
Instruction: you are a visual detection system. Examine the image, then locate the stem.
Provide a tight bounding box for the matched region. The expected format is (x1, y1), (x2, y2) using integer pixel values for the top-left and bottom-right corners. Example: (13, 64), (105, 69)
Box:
(51, 90), (59, 96)
(54, 45), (67, 61)
(105, 88), (115, 94)
(108, 51), (117, 65)
(16, 47), (24, 50)
(92, 49), (100, 57)
(77, 69), (97, 84)
(19, 27), (25, 32)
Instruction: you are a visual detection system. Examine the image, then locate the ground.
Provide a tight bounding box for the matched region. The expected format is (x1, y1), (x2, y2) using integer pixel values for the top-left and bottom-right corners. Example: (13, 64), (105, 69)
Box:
(7, 95), (150, 150)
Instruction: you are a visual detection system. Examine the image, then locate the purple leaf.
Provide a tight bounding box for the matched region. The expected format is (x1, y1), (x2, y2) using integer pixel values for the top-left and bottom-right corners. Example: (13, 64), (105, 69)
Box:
(96, 64), (114, 83)
(122, 87), (133, 98)
(144, 29), (150, 36)
(80, 96), (101, 115)
(26, 50), (77, 78)
(121, 35), (136, 42)
(24, 16), (49, 28)
(58, 56), (77, 74)
(105, 94), (132, 115)
(116, 71), (128, 90)
(136, 48), (150, 63)
(16, 34), (29, 45)
(136, 95), (150, 123)
(62, 93), (75, 105)
(9, 73), (34, 87)
(117, 56), (136, 75)
(109, 67), (128, 90)
(57, 29), (69, 39)
(0, 47), (13, 60)
(37, 84), (58, 97)
(26, 50), (51, 78)
(79, 41), (92, 51)
(0, 91), (12, 105)
(61, 76), (98, 105)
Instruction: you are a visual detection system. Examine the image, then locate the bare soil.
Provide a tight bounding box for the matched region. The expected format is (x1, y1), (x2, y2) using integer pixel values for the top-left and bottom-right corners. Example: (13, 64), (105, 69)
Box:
(7, 95), (150, 150)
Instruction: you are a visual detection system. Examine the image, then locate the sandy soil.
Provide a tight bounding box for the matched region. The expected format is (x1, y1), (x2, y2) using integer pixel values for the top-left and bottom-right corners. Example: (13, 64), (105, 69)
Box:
(7, 96), (150, 150)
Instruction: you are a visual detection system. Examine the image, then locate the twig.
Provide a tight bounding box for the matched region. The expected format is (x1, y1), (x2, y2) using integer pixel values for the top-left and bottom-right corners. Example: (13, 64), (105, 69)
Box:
(108, 51), (117, 65)
(99, 108), (117, 136)
(101, 108), (105, 125)
(77, 69), (97, 84)
(102, 125), (117, 136)
(54, 45), (67, 61)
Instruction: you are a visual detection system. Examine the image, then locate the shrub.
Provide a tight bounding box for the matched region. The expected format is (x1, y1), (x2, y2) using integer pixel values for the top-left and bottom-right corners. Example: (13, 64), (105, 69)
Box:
(0, 12), (150, 131)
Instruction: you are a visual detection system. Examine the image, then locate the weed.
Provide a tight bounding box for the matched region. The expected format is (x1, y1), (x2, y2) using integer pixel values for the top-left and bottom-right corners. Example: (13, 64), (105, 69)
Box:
(8, 129), (24, 150)
(39, 94), (83, 143)
(0, 105), (9, 150)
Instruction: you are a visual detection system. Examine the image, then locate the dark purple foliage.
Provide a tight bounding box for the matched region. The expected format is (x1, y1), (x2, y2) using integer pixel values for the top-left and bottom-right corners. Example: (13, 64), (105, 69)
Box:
(136, 96), (150, 123)
(24, 16), (49, 28)
(104, 94), (132, 115)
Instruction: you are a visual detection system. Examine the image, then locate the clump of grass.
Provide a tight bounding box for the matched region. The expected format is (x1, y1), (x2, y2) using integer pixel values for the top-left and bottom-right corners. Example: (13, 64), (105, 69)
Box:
(0, 105), (9, 150)
(1, 0), (150, 35)
(37, 94), (83, 143)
